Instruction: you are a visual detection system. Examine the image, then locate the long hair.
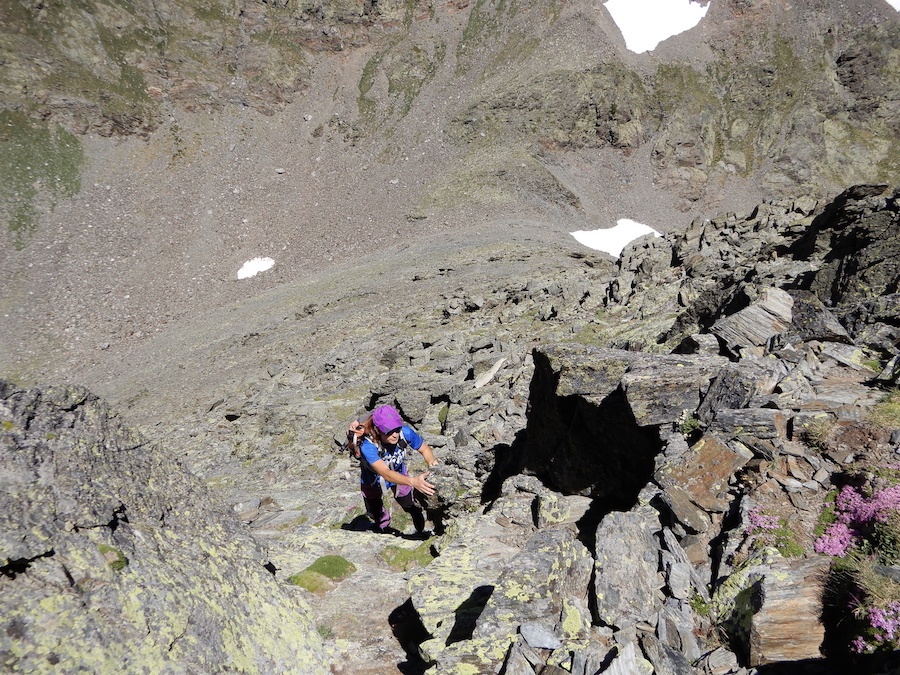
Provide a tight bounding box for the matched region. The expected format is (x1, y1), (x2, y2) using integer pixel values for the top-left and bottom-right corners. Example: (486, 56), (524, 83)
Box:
(360, 414), (382, 450)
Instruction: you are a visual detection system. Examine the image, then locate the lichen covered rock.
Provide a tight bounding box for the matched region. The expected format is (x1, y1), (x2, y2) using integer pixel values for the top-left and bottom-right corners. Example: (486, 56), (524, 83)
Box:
(0, 381), (328, 674)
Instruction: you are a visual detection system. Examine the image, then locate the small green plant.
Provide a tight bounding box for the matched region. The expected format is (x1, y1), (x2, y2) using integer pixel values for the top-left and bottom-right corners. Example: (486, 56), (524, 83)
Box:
(1, 421), (14, 431)
(316, 624), (334, 640)
(814, 489), (839, 538)
(689, 591), (710, 617)
(869, 512), (900, 566)
(864, 359), (883, 372)
(870, 389), (900, 429)
(679, 413), (701, 436)
(800, 416), (835, 452)
(771, 522), (805, 558)
(746, 508), (803, 558)
(380, 541), (435, 571)
(98, 544), (128, 571)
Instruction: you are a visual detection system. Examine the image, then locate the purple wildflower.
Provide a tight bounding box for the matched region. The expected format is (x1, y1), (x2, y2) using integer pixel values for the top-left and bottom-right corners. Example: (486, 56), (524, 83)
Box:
(814, 485), (900, 556)
(747, 507), (779, 532)
(868, 603), (900, 643)
(813, 522), (854, 556)
(851, 636), (871, 654)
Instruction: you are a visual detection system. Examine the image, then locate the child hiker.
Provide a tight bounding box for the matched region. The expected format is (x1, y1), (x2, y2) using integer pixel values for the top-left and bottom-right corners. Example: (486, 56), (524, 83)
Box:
(350, 404), (437, 534)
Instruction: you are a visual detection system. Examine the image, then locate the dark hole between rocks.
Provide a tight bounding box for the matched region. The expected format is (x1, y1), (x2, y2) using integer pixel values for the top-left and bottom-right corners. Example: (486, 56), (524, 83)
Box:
(523, 352), (661, 509)
(109, 505), (128, 532)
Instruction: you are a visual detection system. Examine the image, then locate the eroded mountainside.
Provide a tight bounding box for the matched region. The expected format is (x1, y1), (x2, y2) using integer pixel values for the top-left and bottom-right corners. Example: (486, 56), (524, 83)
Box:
(0, 0), (898, 386)
(2, 0), (898, 204)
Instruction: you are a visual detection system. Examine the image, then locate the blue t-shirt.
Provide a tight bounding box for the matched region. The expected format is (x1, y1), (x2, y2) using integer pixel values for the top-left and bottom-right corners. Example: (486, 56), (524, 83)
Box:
(359, 425), (424, 487)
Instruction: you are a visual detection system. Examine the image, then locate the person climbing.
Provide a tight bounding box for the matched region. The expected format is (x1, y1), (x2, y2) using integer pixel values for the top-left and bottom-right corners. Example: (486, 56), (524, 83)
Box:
(351, 404), (437, 535)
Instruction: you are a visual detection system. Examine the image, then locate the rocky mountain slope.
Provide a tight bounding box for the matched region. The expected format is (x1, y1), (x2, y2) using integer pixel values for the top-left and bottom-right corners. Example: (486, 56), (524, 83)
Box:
(3, 185), (899, 673)
(0, 380), (329, 673)
(2, 0), (900, 674)
(1, 0), (898, 383)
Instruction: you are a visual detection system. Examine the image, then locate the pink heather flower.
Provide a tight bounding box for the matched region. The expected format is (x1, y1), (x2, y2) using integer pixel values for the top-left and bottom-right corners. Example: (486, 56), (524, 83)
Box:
(868, 605), (900, 642)
(814, 522), (854, 556)
(747, 507), (780, 532)
(851, 636), (871, 654)
(815, 485), (900, 557)
(836, 485), (900, 525)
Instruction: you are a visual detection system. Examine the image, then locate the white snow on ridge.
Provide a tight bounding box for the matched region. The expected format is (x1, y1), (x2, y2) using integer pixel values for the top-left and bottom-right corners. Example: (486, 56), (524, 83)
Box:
(570, 219), (662, 258)
(886, 0), (900, 11)
(604, 0), (710, 54)
(237, 257), (275, 279)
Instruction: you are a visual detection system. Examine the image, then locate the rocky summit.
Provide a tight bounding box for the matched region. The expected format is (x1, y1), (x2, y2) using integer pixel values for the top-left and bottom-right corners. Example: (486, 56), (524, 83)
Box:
(2, 1), (900, 674)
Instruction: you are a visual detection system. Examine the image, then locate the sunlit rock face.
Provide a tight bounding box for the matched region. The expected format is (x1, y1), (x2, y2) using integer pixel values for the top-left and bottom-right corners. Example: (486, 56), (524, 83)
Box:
(0, 381), (329, 674)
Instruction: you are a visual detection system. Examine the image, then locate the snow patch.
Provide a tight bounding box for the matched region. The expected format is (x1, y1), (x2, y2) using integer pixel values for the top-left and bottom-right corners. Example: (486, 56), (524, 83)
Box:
(604, 0), (710, 54)
(237, 257), (275, 279)
(886, 0), (900, 10)
(570, 219), (662, 258)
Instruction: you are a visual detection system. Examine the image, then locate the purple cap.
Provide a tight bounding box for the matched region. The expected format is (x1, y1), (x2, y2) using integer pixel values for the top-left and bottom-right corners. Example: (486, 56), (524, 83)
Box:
(372, 405), (404, 434)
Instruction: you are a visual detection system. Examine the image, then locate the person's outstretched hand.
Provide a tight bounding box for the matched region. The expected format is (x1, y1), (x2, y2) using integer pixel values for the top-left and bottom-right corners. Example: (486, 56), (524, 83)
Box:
(410, 471), (435, 496)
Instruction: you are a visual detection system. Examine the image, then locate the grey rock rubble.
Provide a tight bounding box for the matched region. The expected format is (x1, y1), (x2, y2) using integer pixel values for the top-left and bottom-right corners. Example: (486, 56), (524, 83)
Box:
(3, 185), (899, 673)
(379, 185), (899, 673)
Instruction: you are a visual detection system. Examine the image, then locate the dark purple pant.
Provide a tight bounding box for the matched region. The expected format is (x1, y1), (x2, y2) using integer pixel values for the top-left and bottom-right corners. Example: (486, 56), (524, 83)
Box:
(361, 480), (425, 532)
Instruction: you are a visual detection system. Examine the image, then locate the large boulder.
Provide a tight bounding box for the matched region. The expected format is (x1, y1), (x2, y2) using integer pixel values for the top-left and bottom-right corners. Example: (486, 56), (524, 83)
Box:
(524, 345), (728, 503)
(0, 381), (328, 674)
(435, 526), (593, 673)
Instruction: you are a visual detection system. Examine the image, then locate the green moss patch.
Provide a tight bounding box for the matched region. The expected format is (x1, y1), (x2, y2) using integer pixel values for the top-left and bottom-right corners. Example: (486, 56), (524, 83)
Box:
(870, 389), (900, 429)
(380, 541), (435, 571)
(288, 554), (357, 593)
(98, 544), (128, 571)
(0, 110), (84, 248)
(287, 570), (334, 593)
(306, 554), (356, 580)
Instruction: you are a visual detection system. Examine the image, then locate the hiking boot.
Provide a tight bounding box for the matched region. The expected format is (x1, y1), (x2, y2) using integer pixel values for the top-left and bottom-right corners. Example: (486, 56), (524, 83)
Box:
(410, 508), (426, 533)
(376, 526), (401, 536)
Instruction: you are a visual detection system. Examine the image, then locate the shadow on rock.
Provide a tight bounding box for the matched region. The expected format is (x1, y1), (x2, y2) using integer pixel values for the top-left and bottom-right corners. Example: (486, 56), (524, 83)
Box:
(340, 515), (374, 532)
(389, 598), (433, 675)
(445, 585), (494, 646)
